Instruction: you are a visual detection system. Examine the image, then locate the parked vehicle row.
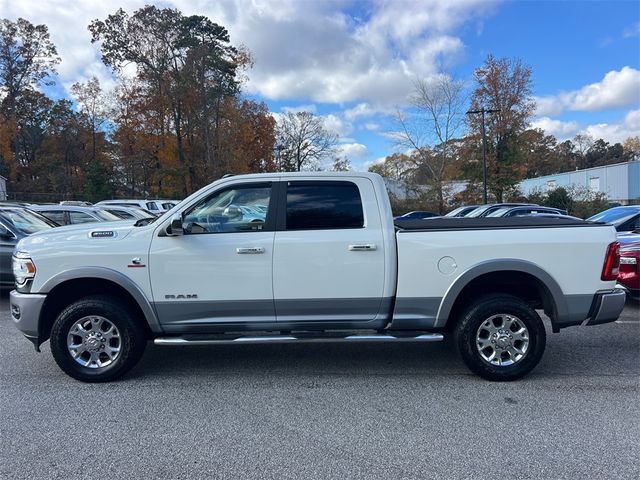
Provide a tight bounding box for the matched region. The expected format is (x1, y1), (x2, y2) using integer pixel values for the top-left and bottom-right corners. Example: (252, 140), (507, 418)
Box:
(1, 198), (181, 215)
(96, 199), (179, 214)
(401, 203), (569, 220)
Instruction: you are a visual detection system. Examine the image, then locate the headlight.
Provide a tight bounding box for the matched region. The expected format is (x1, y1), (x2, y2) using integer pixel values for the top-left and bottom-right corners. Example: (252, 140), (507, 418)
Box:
(12, 252), (36, 286)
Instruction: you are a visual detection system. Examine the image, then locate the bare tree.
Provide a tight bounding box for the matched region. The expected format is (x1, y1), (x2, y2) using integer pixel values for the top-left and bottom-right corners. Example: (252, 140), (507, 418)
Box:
(573, 133), (594, 157)
(276, 111), (337, 171)
(70, 76), (109, 163)
(395, 75), (466, 213)
(331, 156), (351, 171)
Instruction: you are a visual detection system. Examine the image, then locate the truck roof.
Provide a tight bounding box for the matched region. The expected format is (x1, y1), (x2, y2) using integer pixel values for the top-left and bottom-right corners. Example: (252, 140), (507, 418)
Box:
(220, 171), (382, 180)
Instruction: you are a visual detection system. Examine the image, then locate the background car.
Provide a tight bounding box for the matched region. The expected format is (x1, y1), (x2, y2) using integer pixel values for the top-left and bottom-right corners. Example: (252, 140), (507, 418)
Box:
(464, 203), (537, 218)
(157, 200), (180, 211)
(96, 199), (178, 215)
(97, 205), (156, 221)
(30, 205), (121, 226)
(0, 207), (58, 287)
(394, 210), (439, 220)
(486, 206), (569, 217)
(444, 205), (481, 217)
(619, 243), (640, 300)
(587, 206), (640, 233)
(59, 200), (93, 206)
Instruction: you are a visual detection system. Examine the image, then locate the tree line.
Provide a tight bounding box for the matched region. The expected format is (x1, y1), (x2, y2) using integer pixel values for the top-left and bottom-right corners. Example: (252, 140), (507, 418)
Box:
(1, 9), (637, 205)
(371, 55), (639, 213)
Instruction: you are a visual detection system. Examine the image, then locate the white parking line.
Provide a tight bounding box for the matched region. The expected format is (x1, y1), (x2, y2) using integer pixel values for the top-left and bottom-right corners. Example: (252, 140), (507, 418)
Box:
(615, 320), (639, 324)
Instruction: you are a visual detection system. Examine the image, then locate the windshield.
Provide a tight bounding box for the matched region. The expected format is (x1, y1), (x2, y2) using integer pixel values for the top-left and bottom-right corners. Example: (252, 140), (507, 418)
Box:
(486, 208), (511, 217)
(0, 208), (56, 234)
(465, 205), (493, 218)
(588, 207), (640, 227)
(445, 206), (469, 217)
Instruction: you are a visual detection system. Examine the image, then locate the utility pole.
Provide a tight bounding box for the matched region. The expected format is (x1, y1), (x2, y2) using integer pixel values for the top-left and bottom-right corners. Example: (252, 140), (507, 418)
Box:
(466, 108), (500, 204)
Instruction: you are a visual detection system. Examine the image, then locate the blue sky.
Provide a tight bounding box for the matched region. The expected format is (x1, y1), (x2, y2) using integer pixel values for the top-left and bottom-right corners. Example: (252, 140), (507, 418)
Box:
(2, 0), (639, 170)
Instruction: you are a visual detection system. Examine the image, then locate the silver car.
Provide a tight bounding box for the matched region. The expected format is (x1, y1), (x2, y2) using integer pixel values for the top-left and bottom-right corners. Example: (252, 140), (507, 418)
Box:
(30, 205), (121, 226)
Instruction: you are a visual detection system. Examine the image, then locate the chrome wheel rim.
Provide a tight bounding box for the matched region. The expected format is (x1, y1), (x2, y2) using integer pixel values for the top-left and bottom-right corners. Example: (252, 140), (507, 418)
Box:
(67, 316), (121, 369)
(476, 314), (530, 366)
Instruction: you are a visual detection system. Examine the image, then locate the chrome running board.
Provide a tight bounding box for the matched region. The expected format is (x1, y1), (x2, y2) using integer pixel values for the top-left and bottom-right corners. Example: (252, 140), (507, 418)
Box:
(154, 333), (444, 346)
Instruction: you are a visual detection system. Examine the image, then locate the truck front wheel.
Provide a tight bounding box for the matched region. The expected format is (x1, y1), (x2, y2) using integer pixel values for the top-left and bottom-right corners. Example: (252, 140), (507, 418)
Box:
(455, 294), (546, 381)
(50, 296), (147, 382)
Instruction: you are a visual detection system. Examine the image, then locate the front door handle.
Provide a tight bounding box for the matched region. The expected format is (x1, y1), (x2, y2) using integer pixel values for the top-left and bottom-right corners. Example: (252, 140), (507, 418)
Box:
(348, 244), (377, 251)
(236, 247), (265, 254)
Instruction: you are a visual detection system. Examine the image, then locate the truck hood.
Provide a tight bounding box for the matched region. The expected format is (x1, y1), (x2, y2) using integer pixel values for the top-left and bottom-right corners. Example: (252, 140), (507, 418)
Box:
(17, 220), (141, 251)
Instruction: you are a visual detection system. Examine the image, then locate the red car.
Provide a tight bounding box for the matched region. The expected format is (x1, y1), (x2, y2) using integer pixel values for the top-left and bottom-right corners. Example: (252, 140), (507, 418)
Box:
(619, 242), (640, 300)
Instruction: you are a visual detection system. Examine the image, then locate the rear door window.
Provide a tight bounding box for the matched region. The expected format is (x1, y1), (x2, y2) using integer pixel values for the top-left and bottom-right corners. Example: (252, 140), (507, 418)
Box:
(285, 181), (364, 230)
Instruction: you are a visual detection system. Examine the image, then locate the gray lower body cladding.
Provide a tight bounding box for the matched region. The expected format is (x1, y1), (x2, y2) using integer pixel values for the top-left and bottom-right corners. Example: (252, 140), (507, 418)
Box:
(154, 297), (393, 334)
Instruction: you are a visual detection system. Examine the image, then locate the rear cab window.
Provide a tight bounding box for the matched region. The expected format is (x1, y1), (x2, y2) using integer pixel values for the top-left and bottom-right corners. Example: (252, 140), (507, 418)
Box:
(285, 181), (364, 230)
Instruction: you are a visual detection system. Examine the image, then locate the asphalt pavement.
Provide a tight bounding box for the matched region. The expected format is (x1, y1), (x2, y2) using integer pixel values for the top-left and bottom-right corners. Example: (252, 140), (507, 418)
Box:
(0, 291), (638, 479)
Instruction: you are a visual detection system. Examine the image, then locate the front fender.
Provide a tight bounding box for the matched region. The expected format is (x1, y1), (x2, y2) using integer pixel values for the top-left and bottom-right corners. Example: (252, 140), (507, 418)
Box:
(39, 267), (162, 334)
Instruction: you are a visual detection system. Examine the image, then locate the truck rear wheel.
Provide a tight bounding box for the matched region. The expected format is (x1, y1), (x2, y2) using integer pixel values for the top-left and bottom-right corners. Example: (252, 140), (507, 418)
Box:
(455, 294), (546, 381)
(50, 295), (146, 382)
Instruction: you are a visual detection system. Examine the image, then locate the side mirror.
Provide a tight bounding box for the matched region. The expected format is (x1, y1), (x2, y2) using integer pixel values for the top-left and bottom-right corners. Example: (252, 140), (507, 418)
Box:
(166, 213), (184, 236)
(0, 224), (14, 239)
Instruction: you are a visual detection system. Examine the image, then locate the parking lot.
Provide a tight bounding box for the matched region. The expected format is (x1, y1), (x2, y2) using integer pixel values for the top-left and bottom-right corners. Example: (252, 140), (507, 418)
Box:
(0, 291), (638, 479)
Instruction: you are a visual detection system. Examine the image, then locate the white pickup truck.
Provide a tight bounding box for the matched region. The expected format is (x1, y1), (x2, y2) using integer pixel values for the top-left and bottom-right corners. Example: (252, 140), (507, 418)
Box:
(10, 172), (626, 382)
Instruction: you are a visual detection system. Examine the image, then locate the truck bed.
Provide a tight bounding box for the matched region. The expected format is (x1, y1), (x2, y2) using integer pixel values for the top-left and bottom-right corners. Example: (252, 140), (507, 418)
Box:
(394, 216), (596, 230)
(392, 217), (616, 330)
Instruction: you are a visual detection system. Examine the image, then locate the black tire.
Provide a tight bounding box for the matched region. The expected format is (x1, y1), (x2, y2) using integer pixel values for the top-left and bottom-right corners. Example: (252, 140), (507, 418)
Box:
(50, 295), (147, 382)
(455, 294), (546, 381)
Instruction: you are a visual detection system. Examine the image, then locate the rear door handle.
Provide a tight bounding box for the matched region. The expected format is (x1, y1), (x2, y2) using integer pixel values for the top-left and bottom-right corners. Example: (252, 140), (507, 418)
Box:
(348, 244), (377, 251)
(236, 247), (265, 254)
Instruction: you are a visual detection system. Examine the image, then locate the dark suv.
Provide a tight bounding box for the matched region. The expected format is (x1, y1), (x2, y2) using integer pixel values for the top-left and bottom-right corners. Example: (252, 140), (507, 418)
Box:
(0, 207), (57, 287)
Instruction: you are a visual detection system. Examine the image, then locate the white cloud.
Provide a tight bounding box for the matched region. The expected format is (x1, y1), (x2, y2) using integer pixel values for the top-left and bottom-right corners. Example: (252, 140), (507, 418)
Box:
(531, 109), (640, 145)
(282, 104), (316, 114)
(337, 142), (368, 159)
(570, 67), (640, 111)
(623, 21), (640, 38)
(584, 109), (640, 144)
(535, 66), (640, 116)
(322, 113), (352, 137)
(533, 96), (564, 117)
(344, 103), (376, 121)
(364, 122), (380, 131)
(2, 0), (498, 106)
(530, 117), (580, 140)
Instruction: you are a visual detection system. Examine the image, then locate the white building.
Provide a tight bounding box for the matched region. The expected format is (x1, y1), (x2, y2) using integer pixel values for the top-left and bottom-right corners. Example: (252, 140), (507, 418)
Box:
(519, 161), (640, 204)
